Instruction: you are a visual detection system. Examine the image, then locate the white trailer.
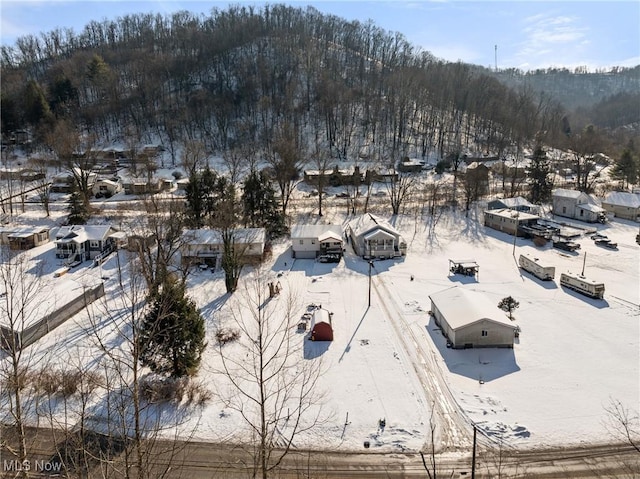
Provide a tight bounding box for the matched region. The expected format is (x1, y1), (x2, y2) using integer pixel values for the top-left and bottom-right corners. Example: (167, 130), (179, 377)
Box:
(519, 254), (555, 281)
(560, 271), (605, 299)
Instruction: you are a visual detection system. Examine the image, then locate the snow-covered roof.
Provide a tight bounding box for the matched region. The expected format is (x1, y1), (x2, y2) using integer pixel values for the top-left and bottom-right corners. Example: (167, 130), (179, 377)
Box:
(318, 230), (343, 243)
(497, 196), (533, 208)
(291, 224), (342, 240)
(603, 191), (640, 208)
(183, 228), (266, 245)
(484, 209), (539, 221)
(348, 213), (400, 239)
(553, 188), (585, 199)
(55, 225), (115, 243)
(577, 203), (604, 213)
(429, 286), (514, 331)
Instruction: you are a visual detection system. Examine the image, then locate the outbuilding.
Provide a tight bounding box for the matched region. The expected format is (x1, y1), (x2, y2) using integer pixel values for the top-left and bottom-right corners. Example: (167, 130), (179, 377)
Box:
(601, 191), (640, 222)
(310, 308), (333, 341)
(429, 286), (516, 349)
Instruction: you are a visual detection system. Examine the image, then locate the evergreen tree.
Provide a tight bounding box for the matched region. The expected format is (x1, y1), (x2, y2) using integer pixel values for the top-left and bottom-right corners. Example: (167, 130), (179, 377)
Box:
(67, 189), (89, 224)
(23, 80), (52, 126)
(241, 169), (287, 239)
(528, 145), (553, 205)
(498, 296), (520, 320)
(140, 280), (206, 378)
(611, 147), (638, 188)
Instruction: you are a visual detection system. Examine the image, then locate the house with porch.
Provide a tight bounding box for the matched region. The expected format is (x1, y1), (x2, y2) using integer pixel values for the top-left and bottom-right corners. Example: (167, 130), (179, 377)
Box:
(347, 213), (406, 259)
(290, 224), (343, 259)
(552, 189), (606, 223)
(54, 225), (119, 262)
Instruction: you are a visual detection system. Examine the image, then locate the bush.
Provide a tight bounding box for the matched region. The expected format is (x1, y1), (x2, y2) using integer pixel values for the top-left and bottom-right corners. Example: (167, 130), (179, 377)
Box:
(215, 328), (241, 346)
(140, 376), (188, 404)
(185, 380), (212, 406)
(60, 371), (83, 397)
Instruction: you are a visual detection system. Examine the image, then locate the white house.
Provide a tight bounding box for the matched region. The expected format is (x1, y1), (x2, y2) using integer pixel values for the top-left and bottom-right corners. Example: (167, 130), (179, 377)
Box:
(181, 228), (266, 268)
(54, 225), (119, 261)
(483, 209), (539, 236)
(347, 213), (406, 259)
(487, 196), (539, 215)
(429, 286), (516, 349)
(601, 191), (640, 222)
(552, 189), (606, 223)
(92, 179), (122, 197)
(290, 224), (343, 259)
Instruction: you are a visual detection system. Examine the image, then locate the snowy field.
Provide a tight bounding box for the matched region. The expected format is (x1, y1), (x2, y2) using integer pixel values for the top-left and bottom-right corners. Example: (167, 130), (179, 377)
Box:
(2, 202), (638, 453)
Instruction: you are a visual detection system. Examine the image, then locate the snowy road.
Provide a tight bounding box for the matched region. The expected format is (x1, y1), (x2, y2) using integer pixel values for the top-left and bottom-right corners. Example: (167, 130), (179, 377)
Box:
(371, 273), (475, 452)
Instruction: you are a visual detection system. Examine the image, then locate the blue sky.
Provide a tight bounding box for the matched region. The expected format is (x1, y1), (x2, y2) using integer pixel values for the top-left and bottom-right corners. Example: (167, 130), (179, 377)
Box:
(1, 1), (638, 71)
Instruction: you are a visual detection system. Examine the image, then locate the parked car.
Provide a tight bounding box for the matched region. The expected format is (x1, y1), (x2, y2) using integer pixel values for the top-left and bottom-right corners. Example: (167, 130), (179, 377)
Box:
(595, 239), (618, 249)
(317, 254), (341, 263)
(553, 240), (581, 252)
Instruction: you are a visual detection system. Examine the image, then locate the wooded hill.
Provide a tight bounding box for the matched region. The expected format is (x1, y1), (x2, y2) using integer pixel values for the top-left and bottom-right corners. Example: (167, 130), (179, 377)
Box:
(1, 4), (638, 162)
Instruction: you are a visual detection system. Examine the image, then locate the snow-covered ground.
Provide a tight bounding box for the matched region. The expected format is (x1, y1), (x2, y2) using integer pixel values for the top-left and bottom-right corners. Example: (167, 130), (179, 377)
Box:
(1, 201), (638, 453)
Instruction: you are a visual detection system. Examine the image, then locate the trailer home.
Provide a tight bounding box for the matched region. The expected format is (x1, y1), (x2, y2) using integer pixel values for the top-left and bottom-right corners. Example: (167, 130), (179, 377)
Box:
(518, 254), (555, 281)
(560, 272), (605, 299)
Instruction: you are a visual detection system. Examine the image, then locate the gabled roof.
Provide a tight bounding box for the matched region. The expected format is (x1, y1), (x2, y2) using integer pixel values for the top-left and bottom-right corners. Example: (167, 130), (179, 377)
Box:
(291, 224), (342, 239)
(348, 213), (400, 239)
(318, 230), (343, 243)
(55, 225), (116, 243)
(603, 191), (640, 208)
(577, 203), (604, 213)
(429, 286), (514, 331)
(183, 228), (266, 245)
(553, 188), (585, 199)
(498, 196), (534, 208)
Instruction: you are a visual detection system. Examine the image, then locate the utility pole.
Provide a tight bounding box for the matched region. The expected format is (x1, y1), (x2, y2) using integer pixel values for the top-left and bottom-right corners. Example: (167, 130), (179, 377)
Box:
(368, 260), (373, 307)
(495, 44), (498, 72)
(471, 424), (477, 479)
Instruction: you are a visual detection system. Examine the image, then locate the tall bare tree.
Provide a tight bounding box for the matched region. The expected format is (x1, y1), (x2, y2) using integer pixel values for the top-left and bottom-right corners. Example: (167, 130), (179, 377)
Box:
(217, 270), (325, 479)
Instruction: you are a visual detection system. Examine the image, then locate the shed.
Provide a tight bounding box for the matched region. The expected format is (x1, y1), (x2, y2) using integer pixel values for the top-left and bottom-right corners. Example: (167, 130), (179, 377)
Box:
(429, 286), (515, 349)
(601, 191), (640, 222)
(310, 308), (334, 342)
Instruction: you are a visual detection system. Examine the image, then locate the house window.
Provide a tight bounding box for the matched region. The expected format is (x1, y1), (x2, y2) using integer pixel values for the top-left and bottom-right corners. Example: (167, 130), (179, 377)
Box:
(311, 240), (315, 245)
(90, 240), (100, 249)
(562, 206), (566, 214)
(580, 209), (584, 216)
(299, 239), (304, 245)
(481, 330), (488, 337)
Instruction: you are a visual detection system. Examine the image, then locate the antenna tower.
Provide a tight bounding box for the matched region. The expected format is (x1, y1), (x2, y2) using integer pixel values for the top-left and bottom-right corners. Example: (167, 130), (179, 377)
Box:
(495, 44), (498, 72)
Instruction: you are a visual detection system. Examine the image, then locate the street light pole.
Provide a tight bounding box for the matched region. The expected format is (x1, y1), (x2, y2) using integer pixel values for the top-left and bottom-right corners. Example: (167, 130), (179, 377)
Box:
(368, 260), (373, 307)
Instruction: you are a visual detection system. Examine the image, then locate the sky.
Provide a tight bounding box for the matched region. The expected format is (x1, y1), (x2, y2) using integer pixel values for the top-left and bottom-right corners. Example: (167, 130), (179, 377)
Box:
(1, 1), (639, 71)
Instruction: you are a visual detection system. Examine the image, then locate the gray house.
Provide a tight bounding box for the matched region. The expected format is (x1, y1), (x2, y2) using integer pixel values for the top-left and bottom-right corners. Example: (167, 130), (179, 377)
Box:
(429, 286), (516, 349)
(54, 225), (119, 261)
(601, 192), (640, 222)
(552, 189), (606, 223)
(291, 224), (343, 259)
(487, 196), (539, 215)
(347, 213), (406, 259)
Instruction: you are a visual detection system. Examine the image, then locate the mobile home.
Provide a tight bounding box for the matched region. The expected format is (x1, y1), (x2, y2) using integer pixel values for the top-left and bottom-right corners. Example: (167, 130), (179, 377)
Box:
(518, 254), (555, 281)
(560, 272), (605, 299)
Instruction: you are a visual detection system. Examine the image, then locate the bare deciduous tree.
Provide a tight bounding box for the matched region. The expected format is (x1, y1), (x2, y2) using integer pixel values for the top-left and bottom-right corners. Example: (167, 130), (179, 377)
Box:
(216, 270), (325, 479)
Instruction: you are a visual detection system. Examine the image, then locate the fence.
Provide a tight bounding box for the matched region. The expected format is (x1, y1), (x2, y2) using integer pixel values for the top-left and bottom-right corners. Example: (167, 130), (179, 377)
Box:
(1, 282), (105, 351)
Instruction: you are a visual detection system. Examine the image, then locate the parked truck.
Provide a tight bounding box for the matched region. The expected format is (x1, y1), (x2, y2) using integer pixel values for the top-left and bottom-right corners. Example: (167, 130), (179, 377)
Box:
(560, 271), (605, 299)
(518, 254), (555, 281)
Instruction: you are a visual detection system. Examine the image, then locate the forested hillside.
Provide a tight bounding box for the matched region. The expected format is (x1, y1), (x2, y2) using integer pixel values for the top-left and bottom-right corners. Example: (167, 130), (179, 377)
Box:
(0, 4), (637, 164)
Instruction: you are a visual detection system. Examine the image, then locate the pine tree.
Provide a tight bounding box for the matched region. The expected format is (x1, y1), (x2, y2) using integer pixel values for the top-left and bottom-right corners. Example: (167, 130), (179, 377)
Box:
(498, 296), (520, 320)
(140, 280), (207, 378)
(611, 148), (638, 188)
(67, 189), (89, 224)
(241, 169), (287, 239)
(528, 145), (553, 205)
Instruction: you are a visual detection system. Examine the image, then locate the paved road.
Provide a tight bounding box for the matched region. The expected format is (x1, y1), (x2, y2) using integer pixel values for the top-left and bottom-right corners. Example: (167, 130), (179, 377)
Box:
(2, 426), (637, 478)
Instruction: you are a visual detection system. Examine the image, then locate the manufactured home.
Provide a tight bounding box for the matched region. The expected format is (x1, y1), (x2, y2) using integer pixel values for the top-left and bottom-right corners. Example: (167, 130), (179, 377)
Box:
(560, 272), (605, 299)
(518, 254), (555, 281)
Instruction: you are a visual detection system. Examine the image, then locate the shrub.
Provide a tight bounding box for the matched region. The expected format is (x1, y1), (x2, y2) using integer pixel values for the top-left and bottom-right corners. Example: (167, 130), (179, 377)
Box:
(140, 376), (187, 404)
(185, 380), (212, 406)
(60, 371), (83, 397)
(216, 328), (241, 346)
